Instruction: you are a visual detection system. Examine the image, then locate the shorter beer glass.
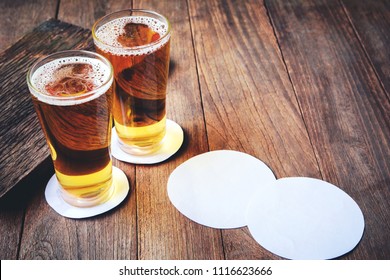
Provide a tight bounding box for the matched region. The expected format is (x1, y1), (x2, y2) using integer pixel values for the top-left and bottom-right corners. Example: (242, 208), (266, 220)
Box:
(27, 50), (114, 207)
(92, 9), (171, 155)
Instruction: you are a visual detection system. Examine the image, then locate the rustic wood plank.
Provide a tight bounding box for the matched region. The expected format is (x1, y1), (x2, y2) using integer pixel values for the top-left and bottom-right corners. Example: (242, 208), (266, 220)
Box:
(341, 0), (390, 96)
(188, 0), (321, 259)
(0, 199), (24, 259)
(0, 19), (92, 198)
(0, 158), (53, 259)
(0, 0), (58, 51)
(133, 0), (224, 259)
(7, 19), (136, 259)
(4, 0), (387, 261)
(58, 0), (132, 30)
(37, 0), (139, 260)
(20, 160), (137, 259)
(265, 0), (390, 259)
(57, 0), (223, 260)
(0, 0), (57, 261)
(0, 211), (22, 259)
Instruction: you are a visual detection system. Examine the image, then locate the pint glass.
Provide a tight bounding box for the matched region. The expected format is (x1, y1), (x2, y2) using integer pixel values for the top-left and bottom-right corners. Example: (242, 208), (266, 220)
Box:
(27, 50), (114, 207)
(92, 9), (171, 155)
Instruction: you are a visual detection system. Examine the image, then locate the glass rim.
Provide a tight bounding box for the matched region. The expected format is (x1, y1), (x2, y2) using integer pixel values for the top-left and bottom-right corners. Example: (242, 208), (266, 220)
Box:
(27, 50), (114, 103)
(92, 9), (171, 52)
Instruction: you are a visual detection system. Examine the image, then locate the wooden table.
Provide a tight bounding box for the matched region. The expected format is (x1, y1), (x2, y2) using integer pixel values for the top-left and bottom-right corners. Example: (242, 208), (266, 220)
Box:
(0, 0), (389, 260)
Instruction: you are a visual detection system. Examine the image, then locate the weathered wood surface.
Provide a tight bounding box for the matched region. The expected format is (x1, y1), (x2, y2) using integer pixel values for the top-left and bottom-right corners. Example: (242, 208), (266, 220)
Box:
(0, 0), (58, 51)
(0, 19), (93, 198)
(0, 0), (389, 260)
(0, 1), (59, 261)
(341, 0), (390, 96)
(133, 0), (222, 259)
(0, 19), (96, 259)
(265, 0), (390, 258)
(188, 0), (320, 259)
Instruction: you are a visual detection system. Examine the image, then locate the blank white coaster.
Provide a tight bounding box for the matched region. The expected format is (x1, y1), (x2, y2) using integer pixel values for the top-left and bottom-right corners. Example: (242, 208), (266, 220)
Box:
(45, 166), (129, 219)
(111, 119), (184, 164)
(167, 150), (276, 229)
(246, 177), (365, 260)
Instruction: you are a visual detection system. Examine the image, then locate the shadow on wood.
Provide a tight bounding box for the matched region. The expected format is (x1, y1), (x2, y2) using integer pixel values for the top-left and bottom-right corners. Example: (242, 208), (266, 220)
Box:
(0, 157), (54, 210)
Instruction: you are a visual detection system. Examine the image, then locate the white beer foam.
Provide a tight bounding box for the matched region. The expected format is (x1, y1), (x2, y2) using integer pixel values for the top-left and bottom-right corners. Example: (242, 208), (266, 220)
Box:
(94, 16), (170, 56)
(30, 56), (112, 106)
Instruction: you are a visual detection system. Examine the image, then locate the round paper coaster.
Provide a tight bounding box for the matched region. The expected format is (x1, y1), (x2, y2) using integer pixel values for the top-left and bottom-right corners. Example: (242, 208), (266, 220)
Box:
(111, 119), (184, 164)
(45, 166), (129, 219)
(167, 150), (276, 229)
(246, 177), (365, 260)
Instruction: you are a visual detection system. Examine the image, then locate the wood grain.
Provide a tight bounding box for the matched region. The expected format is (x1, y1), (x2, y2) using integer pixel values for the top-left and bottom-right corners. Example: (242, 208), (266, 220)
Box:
(0, 0), (58, 51)
(0, 0), (57, 260)
(341, 0), (390, 96)
(58, 0), (132, 30)
(0, 157), (53, 260)
(40, 0), (221, 260)
(31, 0), (138, 261)
(188, 0), (321, 259)
(0, 22), (95, 261)
(4, 19), (136, 260)
(265, 0), (390, 259)
(19, 158), (137, 260)
(133, 0), (223, 259)
(0, 19), (93, 199)
(18, 0), (139, 261)
(1, 0), (388, 260)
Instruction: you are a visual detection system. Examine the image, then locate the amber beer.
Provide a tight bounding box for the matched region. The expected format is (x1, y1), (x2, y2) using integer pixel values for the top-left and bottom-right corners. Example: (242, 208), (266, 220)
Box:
(27, 51), (114, 207)
(93, 9), (171, 155)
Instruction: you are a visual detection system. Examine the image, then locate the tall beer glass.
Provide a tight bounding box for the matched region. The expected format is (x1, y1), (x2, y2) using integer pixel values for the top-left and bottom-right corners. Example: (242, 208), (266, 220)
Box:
(92, 9), (171, 155)
(27, 50), (114, 207)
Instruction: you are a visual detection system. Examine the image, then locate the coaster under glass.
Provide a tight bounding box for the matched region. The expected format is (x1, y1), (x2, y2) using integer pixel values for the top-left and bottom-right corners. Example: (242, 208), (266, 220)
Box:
(45, 166), (129, 219)
(111, 119), (184, 164)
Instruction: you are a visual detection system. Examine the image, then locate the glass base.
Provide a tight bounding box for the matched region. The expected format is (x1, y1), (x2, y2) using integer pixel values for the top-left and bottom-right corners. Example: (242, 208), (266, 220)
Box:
(60, 180), (115, 208)
(117, 137), (164, 156)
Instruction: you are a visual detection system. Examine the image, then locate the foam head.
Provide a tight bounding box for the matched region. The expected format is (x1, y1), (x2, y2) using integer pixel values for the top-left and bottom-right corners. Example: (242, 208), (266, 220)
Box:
(94, 16), (170, 56)
(29, 55), (112, 106)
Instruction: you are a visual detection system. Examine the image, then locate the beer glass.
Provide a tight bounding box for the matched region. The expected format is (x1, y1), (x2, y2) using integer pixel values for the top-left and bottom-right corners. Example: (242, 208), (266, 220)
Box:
(27, 50), (114, 207)
(92, 9), (171, 155)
